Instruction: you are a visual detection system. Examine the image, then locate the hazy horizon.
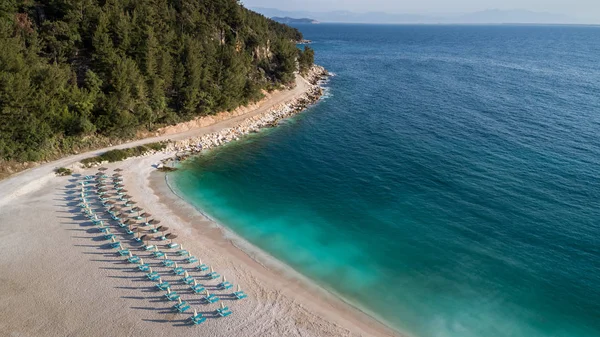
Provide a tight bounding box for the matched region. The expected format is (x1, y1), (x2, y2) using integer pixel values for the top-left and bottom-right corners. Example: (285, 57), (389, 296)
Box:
(243, 1), (598, 22)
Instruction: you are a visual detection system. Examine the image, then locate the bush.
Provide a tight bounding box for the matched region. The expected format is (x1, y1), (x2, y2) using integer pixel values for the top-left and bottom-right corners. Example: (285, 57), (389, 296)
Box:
(55, 167), (73, 176)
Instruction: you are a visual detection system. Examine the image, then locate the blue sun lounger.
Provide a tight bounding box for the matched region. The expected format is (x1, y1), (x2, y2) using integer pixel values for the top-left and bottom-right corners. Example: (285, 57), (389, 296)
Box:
(117, 249), (130, 256)
(181, 276), (194, 284)
(110, 241), (121, 249)
(190, 313), (206, 325)
(177, 249), (188, 256)
(153, 251), (165, 258)
(125, 228), (134, 235)
(196, 264), (209, 272)
(146, 272), (160, 281)
(216, 306), (232, 317)
(167, 243), (179, 249)
(187, 256), (198, 264)
(202, 293), (219, 304)
(143, 244), (156, 251)
(234, 290), (248, 300)
(206, 271), (220, 280)
(173, 301), (190, 313)
(104, 233), (116, 240)
(98, 226), (110, 233)
(165, 291), (180, 301)
(191, 284), (205, 294)
(156, 281), (170, 291)
(162, 259), (175, 267)
(138, 263), (150, 272)
(172, 266), (185, 275)
(217, 281), (233, 290)
(127, 255), (141, 264)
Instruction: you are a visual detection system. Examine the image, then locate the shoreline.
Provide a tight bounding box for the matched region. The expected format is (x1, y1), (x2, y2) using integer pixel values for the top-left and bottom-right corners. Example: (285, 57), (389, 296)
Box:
(156, 170), (400, 337)
(0, 65), (401, 336)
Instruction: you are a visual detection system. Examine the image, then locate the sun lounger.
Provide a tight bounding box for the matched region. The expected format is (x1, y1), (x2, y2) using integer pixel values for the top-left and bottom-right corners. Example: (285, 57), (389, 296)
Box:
(190, 313), (206, 325)
(191, 284), (206, 294)
(202, 294), (219, 303)
(104, 233), (116, 240)
(233, 290), (248, 300)
(138, 264), (150, 272)
(127, 255), (141, 264)
(196, 264), (209, 272)
(162, 259), (175, 267)
(125, 228), (134, 235)
(172, 266), (185, 275)
(118, 249), (130, 256)
(217, 281), (233, 290)
(153, 251), (165, 258)
(187, 256), (198, 264)
(146, 272), (160, 281)
(181, 276), (194, 284)
(156, 281), (170, 291)
(143, 244), (156, 251)
(167, 243), (179, 249)
(110, 241), (121, 248)
(216, 306), (232, 317)
(173, 301), (190, 313)
(177, 249), (188, 256)
(206, 271), (220, 279)
(165, 292), (180, 301)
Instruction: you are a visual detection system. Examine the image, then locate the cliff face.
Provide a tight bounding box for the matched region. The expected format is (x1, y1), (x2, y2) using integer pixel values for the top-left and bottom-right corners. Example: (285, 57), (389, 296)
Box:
(0, 1), (308, 165)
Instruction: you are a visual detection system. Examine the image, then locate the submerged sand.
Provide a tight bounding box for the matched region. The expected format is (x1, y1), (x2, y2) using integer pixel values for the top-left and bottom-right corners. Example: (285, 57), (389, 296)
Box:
(0, 74), (399, 337)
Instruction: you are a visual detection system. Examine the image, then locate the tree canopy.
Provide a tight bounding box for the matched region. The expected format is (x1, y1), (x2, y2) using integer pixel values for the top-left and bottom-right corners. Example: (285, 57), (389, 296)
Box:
(0, 0), (309, 163)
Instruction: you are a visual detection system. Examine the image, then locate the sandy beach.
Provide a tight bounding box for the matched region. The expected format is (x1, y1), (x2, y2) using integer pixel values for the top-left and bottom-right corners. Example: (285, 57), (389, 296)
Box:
(0, 72), (400, 337)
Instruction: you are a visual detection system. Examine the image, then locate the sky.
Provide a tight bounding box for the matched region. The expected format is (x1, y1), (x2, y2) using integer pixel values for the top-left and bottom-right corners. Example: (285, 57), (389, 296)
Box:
(242, 0), (599, 19)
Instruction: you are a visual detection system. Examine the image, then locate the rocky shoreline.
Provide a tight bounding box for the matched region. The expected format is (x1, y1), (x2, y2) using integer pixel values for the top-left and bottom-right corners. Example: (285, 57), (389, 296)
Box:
(160, 65), (329, 166)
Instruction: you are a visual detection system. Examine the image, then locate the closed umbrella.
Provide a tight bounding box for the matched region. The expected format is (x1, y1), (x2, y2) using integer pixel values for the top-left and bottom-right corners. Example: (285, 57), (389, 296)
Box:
(98, 167), (108, 171)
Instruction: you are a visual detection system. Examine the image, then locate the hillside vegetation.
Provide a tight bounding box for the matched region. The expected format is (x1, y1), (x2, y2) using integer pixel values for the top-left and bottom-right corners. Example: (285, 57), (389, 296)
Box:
(0, 0), (315, 165)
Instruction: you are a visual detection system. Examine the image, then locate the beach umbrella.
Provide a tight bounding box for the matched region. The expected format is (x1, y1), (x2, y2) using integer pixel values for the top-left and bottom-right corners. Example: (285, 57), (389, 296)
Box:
(98, 167), (108, 171)
(114, 168), (123, 172)
(140, 258), (144, 265)
(119, 189), (129, 194)
(149, 267), (153, 273)
(128, 252), (133, 257)
(193, 279), (198, 286)
(164, 254), (168, 260)
(148, 219), (161, 225)
(174, 262), (178, 268)
(105, 200), (116, 205)
(124, 219), (135, 226)
(184, 271), (189, 278)
(165, 233), (177, 243)
(167, 287), (171, 294)
(178, 298), (182, 305)
(237, 285), (241, 292)
(140, 212), (151, 223)
(112, 173), (122, 177)
(122, 194), (133, 200)
(222, 276), (226, 283)
(96, 172), (104, 176)
(194, 309), (198, 316)
(156, 226), (169, 235)
(210, 266), (214, 274)
(205, 289), (210, 297)
(158, 277), (162, 284)
(220, 302), (225, 310)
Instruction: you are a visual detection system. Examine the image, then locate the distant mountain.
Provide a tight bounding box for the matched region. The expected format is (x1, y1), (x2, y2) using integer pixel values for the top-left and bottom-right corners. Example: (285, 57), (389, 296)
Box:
(272, 17), (319, 24)
(251, 7), (581, 24)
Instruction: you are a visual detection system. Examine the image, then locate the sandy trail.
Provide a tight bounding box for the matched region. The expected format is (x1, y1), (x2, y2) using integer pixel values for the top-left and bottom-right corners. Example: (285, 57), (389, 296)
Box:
(0, 75), (400, 337)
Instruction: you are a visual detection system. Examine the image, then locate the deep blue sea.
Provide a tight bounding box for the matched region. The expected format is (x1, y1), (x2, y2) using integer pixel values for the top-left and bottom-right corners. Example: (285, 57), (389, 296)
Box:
(171, 25), (600, 337)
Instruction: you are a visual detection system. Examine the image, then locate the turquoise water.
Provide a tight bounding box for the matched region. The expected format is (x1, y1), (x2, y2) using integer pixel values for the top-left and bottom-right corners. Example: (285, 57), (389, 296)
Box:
(171, 25), (600, 337)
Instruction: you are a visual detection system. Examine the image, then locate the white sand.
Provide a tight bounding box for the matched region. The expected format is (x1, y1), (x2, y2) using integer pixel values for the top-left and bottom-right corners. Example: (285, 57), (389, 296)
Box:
(0, 75), (400, 337)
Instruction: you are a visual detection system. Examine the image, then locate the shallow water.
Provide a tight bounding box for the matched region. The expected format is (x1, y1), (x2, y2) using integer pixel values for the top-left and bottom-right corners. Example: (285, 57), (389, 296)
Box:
(172, 25), (600, 337)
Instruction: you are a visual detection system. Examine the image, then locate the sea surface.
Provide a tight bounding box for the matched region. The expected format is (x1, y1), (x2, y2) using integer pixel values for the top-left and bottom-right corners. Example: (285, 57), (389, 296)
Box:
(170, 24), (600, 337)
